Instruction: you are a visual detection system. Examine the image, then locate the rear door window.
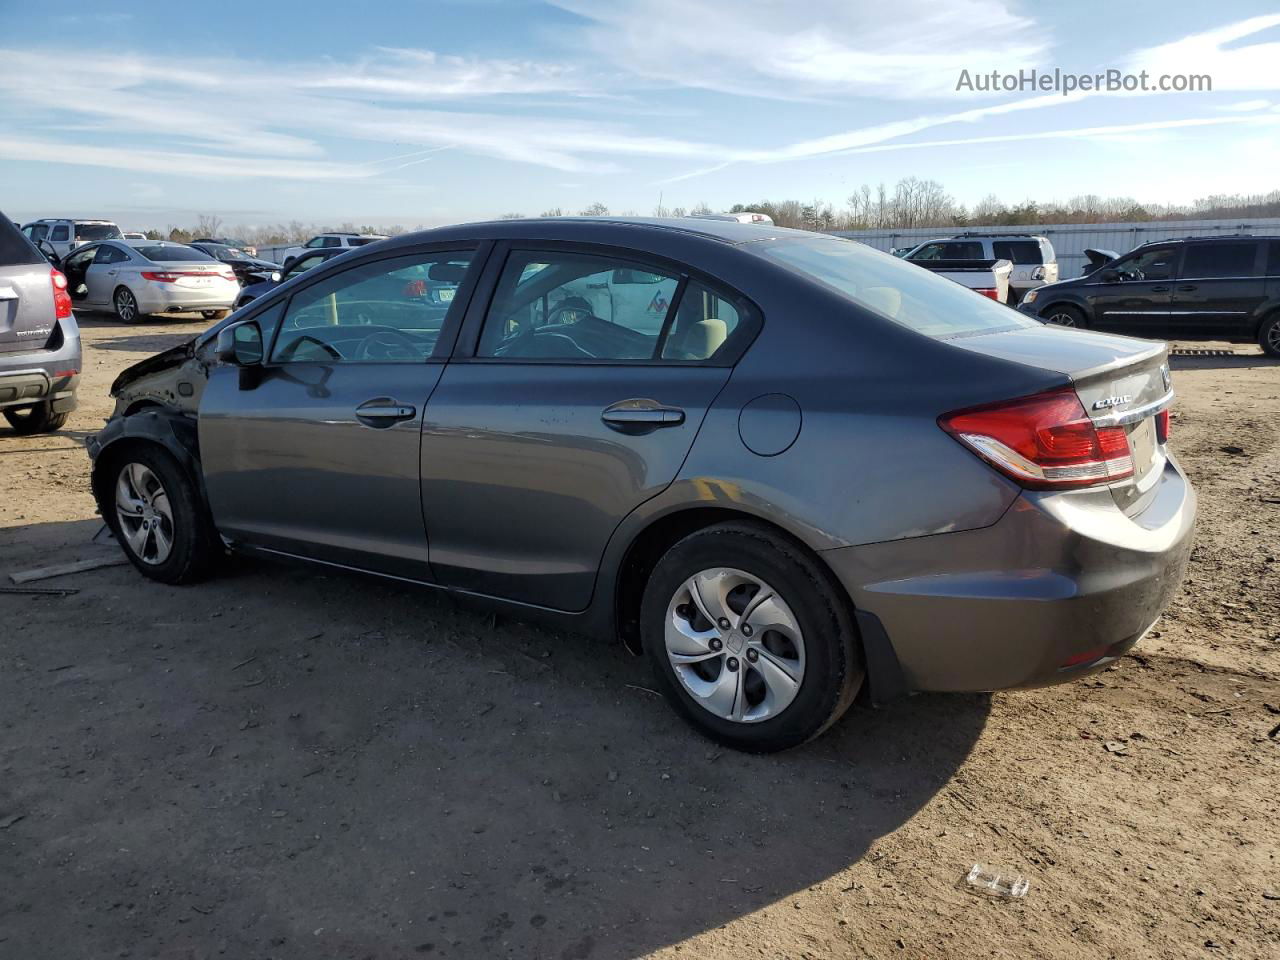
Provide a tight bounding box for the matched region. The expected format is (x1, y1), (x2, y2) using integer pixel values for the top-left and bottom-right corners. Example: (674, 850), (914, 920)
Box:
(50, 224), (70, 242)
(1268, 242), (1280, 277)
(1180, 242), (1260, 279)
(92, 245), (130, 264)
(660, 281), (743, 361)
(477, 250), (679, 360)
(992, 240), (1043, 264)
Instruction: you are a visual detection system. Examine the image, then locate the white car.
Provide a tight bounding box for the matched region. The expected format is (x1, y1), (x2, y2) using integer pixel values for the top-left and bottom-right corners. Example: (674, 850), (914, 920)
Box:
(59, 240), (240, 322)
(20, 219), (123, 260)
(687, 212), (774, 226)
(902, 234), (1058, 302)
(122, 232), (148, 241)
(275, 232), (387, 268)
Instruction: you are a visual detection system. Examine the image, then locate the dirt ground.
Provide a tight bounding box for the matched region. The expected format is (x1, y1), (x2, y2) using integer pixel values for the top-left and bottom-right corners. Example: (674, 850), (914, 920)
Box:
(1, 313), (1277, 960)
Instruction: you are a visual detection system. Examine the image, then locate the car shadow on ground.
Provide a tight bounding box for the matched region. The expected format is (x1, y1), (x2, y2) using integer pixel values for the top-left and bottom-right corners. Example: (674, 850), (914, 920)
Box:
(1, 519), (990, 959)
(1170, 351), (1278, 371)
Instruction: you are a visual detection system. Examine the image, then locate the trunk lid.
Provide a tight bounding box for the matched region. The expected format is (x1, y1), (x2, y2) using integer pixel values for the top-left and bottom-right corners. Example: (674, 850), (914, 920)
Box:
(950, 325), (1172, 514)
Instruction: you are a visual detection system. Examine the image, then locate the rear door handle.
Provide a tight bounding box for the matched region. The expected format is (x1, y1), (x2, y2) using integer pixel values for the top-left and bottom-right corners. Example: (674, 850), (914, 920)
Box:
(355, 398), (416, 427)
(1150, 285), (1170, 292)
(601, 399), (685, 431)
(1177, 284), (1197, 291)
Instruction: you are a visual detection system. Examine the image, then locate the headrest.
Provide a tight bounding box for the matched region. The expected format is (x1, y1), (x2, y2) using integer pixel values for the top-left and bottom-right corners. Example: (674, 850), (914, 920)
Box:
(429, 262), (467, 282)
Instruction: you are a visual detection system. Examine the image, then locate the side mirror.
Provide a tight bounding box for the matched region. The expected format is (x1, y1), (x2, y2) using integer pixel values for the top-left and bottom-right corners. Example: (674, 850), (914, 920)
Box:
(214, 320), (264, 366)
(1100, 269), (1120, 283)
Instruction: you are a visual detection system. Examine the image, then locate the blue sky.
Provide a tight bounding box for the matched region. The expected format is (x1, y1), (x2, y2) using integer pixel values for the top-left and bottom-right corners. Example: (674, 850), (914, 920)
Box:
(2, 0), (1279, 231)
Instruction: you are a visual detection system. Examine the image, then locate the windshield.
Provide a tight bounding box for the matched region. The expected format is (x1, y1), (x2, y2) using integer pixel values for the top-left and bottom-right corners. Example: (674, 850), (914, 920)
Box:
(757, 237), (1037, 339)
(133, 244), (218, 263)
(76, 223), (123, 241)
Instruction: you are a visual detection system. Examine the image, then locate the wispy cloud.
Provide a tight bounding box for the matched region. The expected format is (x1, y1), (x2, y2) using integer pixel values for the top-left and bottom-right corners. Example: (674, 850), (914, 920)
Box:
(550, 0), (1047, 100)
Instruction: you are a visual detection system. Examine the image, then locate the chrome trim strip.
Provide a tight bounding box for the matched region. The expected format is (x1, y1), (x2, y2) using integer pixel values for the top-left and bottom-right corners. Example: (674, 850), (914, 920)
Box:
(1092, 390), (1174, 427)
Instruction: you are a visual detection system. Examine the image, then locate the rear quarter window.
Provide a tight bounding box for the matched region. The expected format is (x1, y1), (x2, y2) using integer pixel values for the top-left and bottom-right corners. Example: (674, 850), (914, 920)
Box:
(1181, 242), (1259, 278)
(0, 212), (45, 266)
(761, 237), (1038, 339)
(992, 240), (1044, 265)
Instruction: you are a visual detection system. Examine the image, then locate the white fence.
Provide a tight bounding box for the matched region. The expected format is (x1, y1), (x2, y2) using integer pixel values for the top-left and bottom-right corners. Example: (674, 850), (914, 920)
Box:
(833, 218), (1280, 277)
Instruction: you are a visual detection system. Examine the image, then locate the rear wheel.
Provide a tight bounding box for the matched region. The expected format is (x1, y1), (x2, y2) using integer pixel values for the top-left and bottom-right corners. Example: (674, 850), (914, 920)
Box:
(1259, 313), (1280, 358)
(104, 445), (219, 584)
(114, 286), (141, 323)
(3, 401), (68, 434)
(641, 522), (862, 752)
(1044, 304), (1085, 328)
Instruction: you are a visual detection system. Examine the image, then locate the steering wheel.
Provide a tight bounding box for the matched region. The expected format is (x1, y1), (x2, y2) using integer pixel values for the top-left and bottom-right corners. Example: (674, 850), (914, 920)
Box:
(356, 329), (422, 361)
(275, 335), (342, 362)
(545, 297), (595, 326)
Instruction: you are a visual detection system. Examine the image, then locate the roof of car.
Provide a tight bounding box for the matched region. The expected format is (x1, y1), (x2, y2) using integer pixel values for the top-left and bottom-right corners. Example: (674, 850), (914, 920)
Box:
(1135, 234), (1280, 247)
(386, 216), (818, 248)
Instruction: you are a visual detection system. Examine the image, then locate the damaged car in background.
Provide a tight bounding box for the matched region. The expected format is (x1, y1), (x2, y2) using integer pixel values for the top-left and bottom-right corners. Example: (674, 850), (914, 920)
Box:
(90, 217), (1195, 752)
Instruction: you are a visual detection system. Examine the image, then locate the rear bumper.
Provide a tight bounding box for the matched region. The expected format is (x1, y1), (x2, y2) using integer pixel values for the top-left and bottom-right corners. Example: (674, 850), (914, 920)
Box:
(136, 283), (240, 313)
(822, 455), (1197, 692)
(0, 322), (82, 412)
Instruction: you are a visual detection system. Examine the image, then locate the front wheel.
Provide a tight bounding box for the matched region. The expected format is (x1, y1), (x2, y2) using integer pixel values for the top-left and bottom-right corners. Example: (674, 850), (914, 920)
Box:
(4, 401), (69, 434)
(1043, 304), (1085, 328)
(104, 445), (220, 584)
(114, 286), (142, 322)
(641, 522), (863, 752)
(1259, 314), (1280, 358)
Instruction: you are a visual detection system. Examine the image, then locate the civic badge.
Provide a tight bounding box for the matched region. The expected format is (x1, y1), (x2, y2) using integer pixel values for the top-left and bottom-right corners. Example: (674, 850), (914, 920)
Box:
(1093, 395), (1132, 410)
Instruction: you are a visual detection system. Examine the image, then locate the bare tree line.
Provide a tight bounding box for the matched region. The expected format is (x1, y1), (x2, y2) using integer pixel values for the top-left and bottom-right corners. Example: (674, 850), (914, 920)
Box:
(147, 185), (1280, 244)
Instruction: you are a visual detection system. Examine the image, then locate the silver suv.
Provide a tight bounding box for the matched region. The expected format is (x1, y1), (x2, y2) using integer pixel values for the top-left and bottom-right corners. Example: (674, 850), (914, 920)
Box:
(21, 219), (123, 261)
(0, 212), (81, 434)
(903, 234), (1058, 302)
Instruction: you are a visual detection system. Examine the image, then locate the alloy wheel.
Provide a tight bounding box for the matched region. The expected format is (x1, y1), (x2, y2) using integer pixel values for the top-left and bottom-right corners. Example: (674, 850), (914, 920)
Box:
(1047, 311), (1077, 327)
(115, 288), (138, 321)
(664, 567), (806, 723)
(115, 462), (174, 564)
(1267, 321), (1280, 355)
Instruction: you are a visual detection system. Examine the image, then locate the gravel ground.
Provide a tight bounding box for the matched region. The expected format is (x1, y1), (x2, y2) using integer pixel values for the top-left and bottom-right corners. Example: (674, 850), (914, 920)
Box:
(1, 313), (1277, 960)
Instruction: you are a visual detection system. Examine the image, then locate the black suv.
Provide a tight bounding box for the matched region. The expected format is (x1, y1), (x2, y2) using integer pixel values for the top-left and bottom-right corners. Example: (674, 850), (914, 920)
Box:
(1017, 235), (1280, 357)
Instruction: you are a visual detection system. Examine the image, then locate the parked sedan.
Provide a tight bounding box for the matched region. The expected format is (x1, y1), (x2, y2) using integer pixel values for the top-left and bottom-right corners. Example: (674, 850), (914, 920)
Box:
(89, 218), (1195, 752)
(60, 240), (240, 322)
(189, 242), (280, 285)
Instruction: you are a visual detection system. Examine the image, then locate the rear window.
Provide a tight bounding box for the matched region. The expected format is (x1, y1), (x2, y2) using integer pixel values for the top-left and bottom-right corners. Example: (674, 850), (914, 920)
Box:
(992, 240), (1044, 265)
(1181, 242), (1259, 278)
(75, 223), (123, 241)
(759, 237), (1038, 339)
(133, 244), (217, 263)
(0, 212), (45, 266)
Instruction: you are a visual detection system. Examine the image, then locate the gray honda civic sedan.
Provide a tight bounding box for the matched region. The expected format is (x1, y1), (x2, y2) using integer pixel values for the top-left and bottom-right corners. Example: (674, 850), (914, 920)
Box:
(88, 218), (1196, 752)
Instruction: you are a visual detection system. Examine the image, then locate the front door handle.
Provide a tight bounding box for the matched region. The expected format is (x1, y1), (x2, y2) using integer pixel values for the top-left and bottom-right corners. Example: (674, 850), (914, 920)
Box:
(601, 399), (685, 431)
(1150, 285), (1170, 292)
(1177, 284), (1197, 292)
(355, 398), (416, 427)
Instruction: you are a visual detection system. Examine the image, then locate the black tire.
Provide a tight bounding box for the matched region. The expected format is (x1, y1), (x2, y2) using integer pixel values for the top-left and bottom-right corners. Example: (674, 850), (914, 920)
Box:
(641, 521), (863, 753)
(1042, 304), (1086, 328)
(202, 309), (230, 321)
(114, 286), (142, 323)
(3, 401), (69, 434)
(1259, 313), (1280, 358)
(101, 444), (220, 584)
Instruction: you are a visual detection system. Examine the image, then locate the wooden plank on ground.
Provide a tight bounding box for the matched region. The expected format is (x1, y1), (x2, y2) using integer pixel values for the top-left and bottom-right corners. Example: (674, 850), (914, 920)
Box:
(9, 555), (128, 585)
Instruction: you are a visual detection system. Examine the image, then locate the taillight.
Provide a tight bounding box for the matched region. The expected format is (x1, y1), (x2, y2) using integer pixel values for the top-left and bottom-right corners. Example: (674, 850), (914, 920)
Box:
(1156, 409), (1170, 444)
(974, 288), (1000, 300)
(141, 271), (188, 282)
(50, 268), (72, 319)
(939, 387), (1133, 489)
